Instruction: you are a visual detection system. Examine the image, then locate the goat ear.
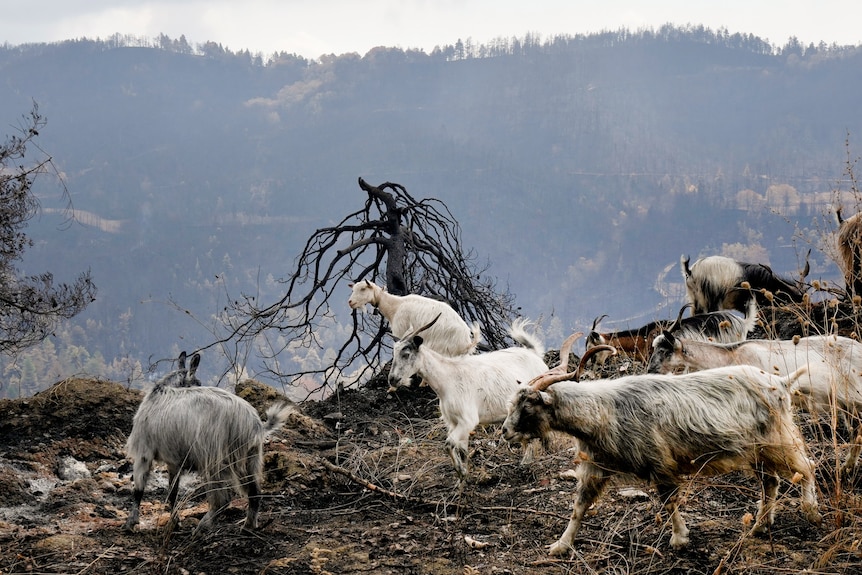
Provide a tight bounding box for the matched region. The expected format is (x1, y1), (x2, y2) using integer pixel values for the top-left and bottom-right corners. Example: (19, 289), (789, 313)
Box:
(178, 351), (187, 369)
(188, 353), (201, 376)
(411, 335), (424, 348)
(652, 332), (671, 352)
(539, 391), (553, 405)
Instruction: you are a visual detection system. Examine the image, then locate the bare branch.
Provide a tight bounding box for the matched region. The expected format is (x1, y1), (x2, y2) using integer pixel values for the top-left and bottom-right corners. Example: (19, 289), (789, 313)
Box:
(212, 177), (517, 396)
(0, 103), (97, 355)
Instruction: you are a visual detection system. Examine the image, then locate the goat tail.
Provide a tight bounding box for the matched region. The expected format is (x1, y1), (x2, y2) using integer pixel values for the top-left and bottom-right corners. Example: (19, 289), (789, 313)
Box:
(262, 402), (297, 437)
(509, 318), (545, 357)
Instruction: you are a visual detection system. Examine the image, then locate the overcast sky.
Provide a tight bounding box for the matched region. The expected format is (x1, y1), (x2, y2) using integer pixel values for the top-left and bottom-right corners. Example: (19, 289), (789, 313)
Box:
(2, 1), (860, 59)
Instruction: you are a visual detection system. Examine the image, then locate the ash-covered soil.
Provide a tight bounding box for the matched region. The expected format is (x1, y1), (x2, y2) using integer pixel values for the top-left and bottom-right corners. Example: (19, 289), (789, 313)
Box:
(0, 354), (860, 574)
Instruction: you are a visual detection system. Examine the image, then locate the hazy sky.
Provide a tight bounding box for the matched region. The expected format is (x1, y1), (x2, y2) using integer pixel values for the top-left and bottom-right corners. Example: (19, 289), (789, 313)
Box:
(3, 1), (860, 59)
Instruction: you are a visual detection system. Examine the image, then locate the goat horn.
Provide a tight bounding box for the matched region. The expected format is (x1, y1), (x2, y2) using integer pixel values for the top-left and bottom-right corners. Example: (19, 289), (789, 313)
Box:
(668, 303), (692, 332)
(591, 314), (608, 331)
(527, 331), (613, 391)
(557, 331), (583, 368)
(404, 313), (442, 339)
(799, 248), (811, 285)
(527, 331), (585, 391)
(528, 344), (612, 392)
(530, 370), (582, 391)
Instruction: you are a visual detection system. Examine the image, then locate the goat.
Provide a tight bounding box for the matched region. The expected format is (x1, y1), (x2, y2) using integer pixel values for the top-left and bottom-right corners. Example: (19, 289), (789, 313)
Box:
(584, 314), (661, 364)
(648, 331), (862, 473)
(348, 279), (481, 356)
(585, 299), (756, 365)
(387, 315), (548, 483)
(680, 254), (805, 314)
(502, 364), (821, 556)
(837, 207), (862, 299)
(124, 352), (295, 532)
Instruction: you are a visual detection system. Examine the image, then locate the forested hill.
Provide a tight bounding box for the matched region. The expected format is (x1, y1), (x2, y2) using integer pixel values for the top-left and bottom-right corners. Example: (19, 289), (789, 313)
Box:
(1, 26), (860, 396)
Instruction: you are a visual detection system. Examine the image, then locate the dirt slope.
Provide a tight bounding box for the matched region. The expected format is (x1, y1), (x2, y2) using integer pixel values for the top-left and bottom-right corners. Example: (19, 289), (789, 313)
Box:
(0, 353), (860, 574)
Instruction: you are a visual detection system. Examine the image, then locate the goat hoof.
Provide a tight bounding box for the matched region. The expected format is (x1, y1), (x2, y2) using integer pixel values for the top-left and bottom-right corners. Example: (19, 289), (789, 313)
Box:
(547, 540), (573, 557)
(805, 509), (823, 526)
(242, 519), (259, 531)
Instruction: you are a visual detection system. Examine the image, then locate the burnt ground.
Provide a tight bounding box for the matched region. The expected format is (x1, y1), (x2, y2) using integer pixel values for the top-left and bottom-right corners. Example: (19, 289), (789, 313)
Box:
(0, 351), (861, 574)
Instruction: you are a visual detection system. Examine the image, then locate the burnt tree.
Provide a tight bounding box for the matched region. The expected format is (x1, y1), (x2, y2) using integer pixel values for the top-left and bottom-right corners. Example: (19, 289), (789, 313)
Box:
(217, 177), (518, 395)
(0, 104), (96, 355)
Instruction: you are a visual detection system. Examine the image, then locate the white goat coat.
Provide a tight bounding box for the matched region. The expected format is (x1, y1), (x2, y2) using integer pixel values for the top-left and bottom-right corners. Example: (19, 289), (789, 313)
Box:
(348, 280), (479, 356)
(648, 333), (862, 472)
(388, 319), (547, 480)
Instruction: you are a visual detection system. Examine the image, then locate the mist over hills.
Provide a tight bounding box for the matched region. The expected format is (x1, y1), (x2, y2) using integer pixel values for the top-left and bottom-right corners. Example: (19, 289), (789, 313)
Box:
(1, 27), (860, 395)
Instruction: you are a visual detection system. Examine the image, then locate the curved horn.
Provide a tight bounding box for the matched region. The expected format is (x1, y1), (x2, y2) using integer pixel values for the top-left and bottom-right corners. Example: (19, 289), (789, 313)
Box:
(404, 313), (442, 340)
(668, 303), (693, 332)
(558, 331), (584, 367)
(591, 314), (608, 331)
(557, 331), (583, 369)
(799, 248), (811, 286)
(572, 344), (616, 383)
(529, 343), (616, 392)
(525, 331), (583, 391)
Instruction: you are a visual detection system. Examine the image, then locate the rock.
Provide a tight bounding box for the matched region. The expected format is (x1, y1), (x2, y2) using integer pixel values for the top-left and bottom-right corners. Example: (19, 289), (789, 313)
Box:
(57, 456), (91, 481)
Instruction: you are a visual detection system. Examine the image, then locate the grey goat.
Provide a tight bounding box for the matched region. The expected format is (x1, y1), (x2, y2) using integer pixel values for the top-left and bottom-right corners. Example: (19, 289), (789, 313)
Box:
(124, 351), (294, 532)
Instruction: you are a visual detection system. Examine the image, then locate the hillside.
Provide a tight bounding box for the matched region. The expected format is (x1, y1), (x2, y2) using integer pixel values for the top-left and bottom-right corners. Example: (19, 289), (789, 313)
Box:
(1, 28), (862, 395)
(0, 378), (841, 575)
(1, 300), (861, 574)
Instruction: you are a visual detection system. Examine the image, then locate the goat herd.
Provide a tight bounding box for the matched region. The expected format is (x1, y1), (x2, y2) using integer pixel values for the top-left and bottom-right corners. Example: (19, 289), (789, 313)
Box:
(122, 252), (862, 557)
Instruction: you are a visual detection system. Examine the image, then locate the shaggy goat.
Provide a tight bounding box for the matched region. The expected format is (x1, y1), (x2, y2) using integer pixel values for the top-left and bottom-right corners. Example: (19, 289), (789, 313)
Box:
(348, 279), (481, 356)
(680, 254), (805, 314)
(387, 315), (548, 483)
(502, 365), (821, 555)
(585, 300), (755, 365)
(837, 207), (862, 298)
(648, 331), (862, 473)
(124, 352), (295, 532)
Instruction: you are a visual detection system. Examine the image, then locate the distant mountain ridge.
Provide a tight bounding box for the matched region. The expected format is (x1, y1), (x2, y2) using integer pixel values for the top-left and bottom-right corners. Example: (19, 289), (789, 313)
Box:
(0, 27), (859, 395)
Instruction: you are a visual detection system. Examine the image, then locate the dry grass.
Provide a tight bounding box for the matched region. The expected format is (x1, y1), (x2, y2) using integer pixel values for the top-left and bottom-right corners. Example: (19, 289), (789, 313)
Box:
(4, 294), (862, 573)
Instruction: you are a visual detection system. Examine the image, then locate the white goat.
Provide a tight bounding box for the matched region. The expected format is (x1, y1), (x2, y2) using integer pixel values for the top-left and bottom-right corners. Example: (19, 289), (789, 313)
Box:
(348, 279), (481, 356)
(502, 364), (821, 556)
(387, 315), (548, 483)
(124, 352), (295, 532)
(649, 331), (862, 473)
